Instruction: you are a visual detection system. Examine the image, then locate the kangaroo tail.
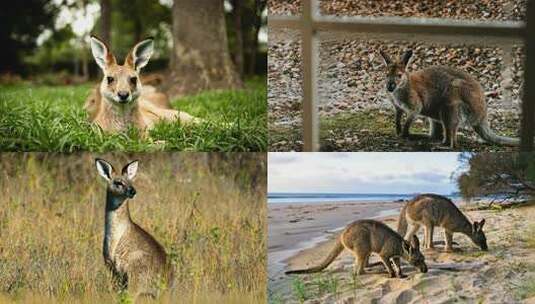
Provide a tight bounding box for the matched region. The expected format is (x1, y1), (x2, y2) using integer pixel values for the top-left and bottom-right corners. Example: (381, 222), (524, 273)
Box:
(285, 237), (344, 275)
(397, 203), (408, 236)
(473, 120), (519, 146)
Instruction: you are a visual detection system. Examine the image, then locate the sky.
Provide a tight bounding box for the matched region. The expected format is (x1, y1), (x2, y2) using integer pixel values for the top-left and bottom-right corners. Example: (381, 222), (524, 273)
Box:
(268, 152), (462, 194)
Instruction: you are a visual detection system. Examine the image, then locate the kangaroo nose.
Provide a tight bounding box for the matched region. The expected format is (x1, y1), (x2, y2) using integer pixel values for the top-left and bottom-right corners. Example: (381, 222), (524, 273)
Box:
(387, 82), (396, 92)
(118, 91), (130, 102)
(127, 187), (136, 197)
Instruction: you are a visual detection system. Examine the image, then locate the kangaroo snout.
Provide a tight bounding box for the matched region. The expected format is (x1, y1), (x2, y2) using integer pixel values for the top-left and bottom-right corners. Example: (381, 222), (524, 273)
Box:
(386, 81), (397, 92)
(117, 91), (130, 103)
(419, 263), (428, 273)
(126, 186), (136, 198)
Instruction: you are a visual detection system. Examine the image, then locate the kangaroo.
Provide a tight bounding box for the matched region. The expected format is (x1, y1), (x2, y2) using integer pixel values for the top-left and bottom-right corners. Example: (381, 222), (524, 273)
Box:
(285, 219), (428, 278)
(88, 35), (200, 135)
(398, 193), (488, 252)
(84, 76), (171, 122)
(95, 158), (173, 298)
(379, 49), (519, 148)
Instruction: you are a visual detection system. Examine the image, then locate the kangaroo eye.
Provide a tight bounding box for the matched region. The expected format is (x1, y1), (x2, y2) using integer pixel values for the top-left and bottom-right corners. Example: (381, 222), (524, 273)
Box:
(113, 181), (123, 187)
(107, 76), (114, 84)
(130, 77), (137, 85)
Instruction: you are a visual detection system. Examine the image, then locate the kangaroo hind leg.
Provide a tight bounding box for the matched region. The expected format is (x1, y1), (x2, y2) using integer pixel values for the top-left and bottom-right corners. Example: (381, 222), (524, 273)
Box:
(429, 119), (444, 141)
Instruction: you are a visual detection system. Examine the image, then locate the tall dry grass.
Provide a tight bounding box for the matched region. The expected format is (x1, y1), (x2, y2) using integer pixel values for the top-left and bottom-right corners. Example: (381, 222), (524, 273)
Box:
(0, 153), (266, 303)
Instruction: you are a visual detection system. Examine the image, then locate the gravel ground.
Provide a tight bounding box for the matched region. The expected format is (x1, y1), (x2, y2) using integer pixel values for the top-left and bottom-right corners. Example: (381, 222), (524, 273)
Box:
(268, 0), (527, 21)
(268, 1), (526, 151)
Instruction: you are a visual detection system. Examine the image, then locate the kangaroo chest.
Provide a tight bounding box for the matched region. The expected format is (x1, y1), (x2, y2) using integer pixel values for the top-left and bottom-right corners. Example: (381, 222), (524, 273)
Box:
(96, 102), (146, 132)
(103, 211), (131, 271)
(390, 85), (418, 113)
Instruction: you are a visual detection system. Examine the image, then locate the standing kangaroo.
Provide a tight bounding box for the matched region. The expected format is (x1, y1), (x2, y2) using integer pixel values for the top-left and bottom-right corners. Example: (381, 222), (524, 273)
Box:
(95, 158), (173, 298)
(88, 35), (200, 135)
(398, 194), (488, 252)
(285, 219), (428, 278)
(379, 49), (519, 148)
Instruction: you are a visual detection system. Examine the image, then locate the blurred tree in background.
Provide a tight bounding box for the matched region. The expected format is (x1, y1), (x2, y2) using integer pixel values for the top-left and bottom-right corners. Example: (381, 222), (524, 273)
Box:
(457, 153), (535, 201)
(0, 0), (57, 75)
(1, 0), (266, 89)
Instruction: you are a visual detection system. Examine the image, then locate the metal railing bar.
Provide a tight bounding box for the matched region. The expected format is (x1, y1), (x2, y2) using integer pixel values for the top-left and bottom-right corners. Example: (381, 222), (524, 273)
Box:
(521, 0), (534, 151)
(269, 15), (525, 38)
(301, 0), (319, 151)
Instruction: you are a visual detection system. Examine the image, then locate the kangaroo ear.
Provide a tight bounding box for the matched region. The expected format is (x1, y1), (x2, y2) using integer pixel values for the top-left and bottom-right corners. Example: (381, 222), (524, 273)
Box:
(411, 235), (421, 249)
(122, 160), (139, 180)
(401, 50), (413, 67)
(472, 222), (478, 233)
(379, 50), (392, 66)
(95, 158), (114, 182)
(478, 219), (485, 230)
(125, 38), (154, 71)
(90, 35), (116, 70)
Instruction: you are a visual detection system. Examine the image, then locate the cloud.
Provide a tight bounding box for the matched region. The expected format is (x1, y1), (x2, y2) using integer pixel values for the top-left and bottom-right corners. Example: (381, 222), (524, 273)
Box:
(268, 152), (459, 194)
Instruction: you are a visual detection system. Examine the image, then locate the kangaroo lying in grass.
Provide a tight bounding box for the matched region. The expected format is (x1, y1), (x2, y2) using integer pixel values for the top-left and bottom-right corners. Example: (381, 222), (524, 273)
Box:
(379, 49), (519, 148)
(95, 158), (174, 299)
(398, 193), (488, 252)
(285, 219), (428, 278)
(87, 35), (200, 136)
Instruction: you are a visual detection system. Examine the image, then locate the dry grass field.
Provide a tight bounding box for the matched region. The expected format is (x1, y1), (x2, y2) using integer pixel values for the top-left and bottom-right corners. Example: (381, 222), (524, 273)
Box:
(0, 153), (266, 303)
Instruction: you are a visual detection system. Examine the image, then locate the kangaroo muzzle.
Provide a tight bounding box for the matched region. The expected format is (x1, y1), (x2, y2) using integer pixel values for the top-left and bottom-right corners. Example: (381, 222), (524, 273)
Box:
(387, 81), (397, 92)
(419, 263), (428, 273)
(126, 186), (136, 198)
(117, 91), (130, 103)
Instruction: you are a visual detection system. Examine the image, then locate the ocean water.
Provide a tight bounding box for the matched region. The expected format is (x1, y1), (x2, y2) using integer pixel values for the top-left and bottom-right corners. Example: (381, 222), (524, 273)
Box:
(268, 192), (461, 204)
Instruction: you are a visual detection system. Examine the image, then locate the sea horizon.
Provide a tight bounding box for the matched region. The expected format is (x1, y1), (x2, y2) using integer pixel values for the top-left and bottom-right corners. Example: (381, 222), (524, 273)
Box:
(268, 192), (461, 204)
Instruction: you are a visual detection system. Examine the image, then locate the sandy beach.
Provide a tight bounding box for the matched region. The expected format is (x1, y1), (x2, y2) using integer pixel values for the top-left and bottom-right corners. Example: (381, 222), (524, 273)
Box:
(268, 201), (404, 298)
(268, 200), (535, 304)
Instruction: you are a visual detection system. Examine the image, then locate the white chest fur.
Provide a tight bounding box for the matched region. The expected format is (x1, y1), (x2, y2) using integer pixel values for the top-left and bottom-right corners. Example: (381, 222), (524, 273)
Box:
(104, 210), (129, 262)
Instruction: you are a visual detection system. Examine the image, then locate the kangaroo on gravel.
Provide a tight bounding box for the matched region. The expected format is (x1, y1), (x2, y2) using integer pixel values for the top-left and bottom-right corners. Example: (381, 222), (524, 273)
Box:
(379, 49), (519, 148)
(88, 35), (200, 135)
(95, 158), (174, 299)
(398, 193), (488, 252)
(285, 219), (428, 278)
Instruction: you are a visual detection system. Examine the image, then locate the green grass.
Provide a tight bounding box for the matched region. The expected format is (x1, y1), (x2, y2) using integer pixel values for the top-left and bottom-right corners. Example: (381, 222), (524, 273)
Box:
(516, 278), (535, 300)
(269, 109), (517, 152)
(0, 77), (266, 152)
(288, 274), (342, 303)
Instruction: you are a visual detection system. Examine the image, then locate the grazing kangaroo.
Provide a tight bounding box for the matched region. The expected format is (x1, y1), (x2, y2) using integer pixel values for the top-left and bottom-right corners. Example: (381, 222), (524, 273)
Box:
(88, 35), (200, 135)
(285, 219), (428, 278)
(95, 158), (173, 298)
(379, 49), (519, 148)
(398, 193), (488, 252)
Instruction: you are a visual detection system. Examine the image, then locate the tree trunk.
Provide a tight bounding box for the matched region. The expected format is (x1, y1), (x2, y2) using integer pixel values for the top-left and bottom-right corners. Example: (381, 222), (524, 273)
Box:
(232, 0), (244, 78)
(248, 0), (265, 75)
(81, 44), (89, 81)
(100, 0), (111, 43)
(164, 0), (242, 98)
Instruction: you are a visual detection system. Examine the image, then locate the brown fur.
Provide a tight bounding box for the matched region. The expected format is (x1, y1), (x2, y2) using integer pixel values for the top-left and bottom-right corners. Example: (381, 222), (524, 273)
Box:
(95, 159), (174, 299)
(285, 219), (427, 278)
(88, 35), (199, 136)
(398, 194), (488, 252)
(380, 50), (519, 148)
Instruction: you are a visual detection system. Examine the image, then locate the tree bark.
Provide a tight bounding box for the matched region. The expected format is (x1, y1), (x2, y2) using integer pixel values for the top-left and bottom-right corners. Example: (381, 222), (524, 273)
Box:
(248, 0), (265, 75)
(100, 0), (111, 43)
(164, 0), (242, 98)
(232, 0), (244, 78)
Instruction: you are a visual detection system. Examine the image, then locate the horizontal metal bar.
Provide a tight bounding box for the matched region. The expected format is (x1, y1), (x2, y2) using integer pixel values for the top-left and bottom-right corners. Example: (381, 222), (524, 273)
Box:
(268, 15), (302, 29)
(269, 15), (525, 40)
